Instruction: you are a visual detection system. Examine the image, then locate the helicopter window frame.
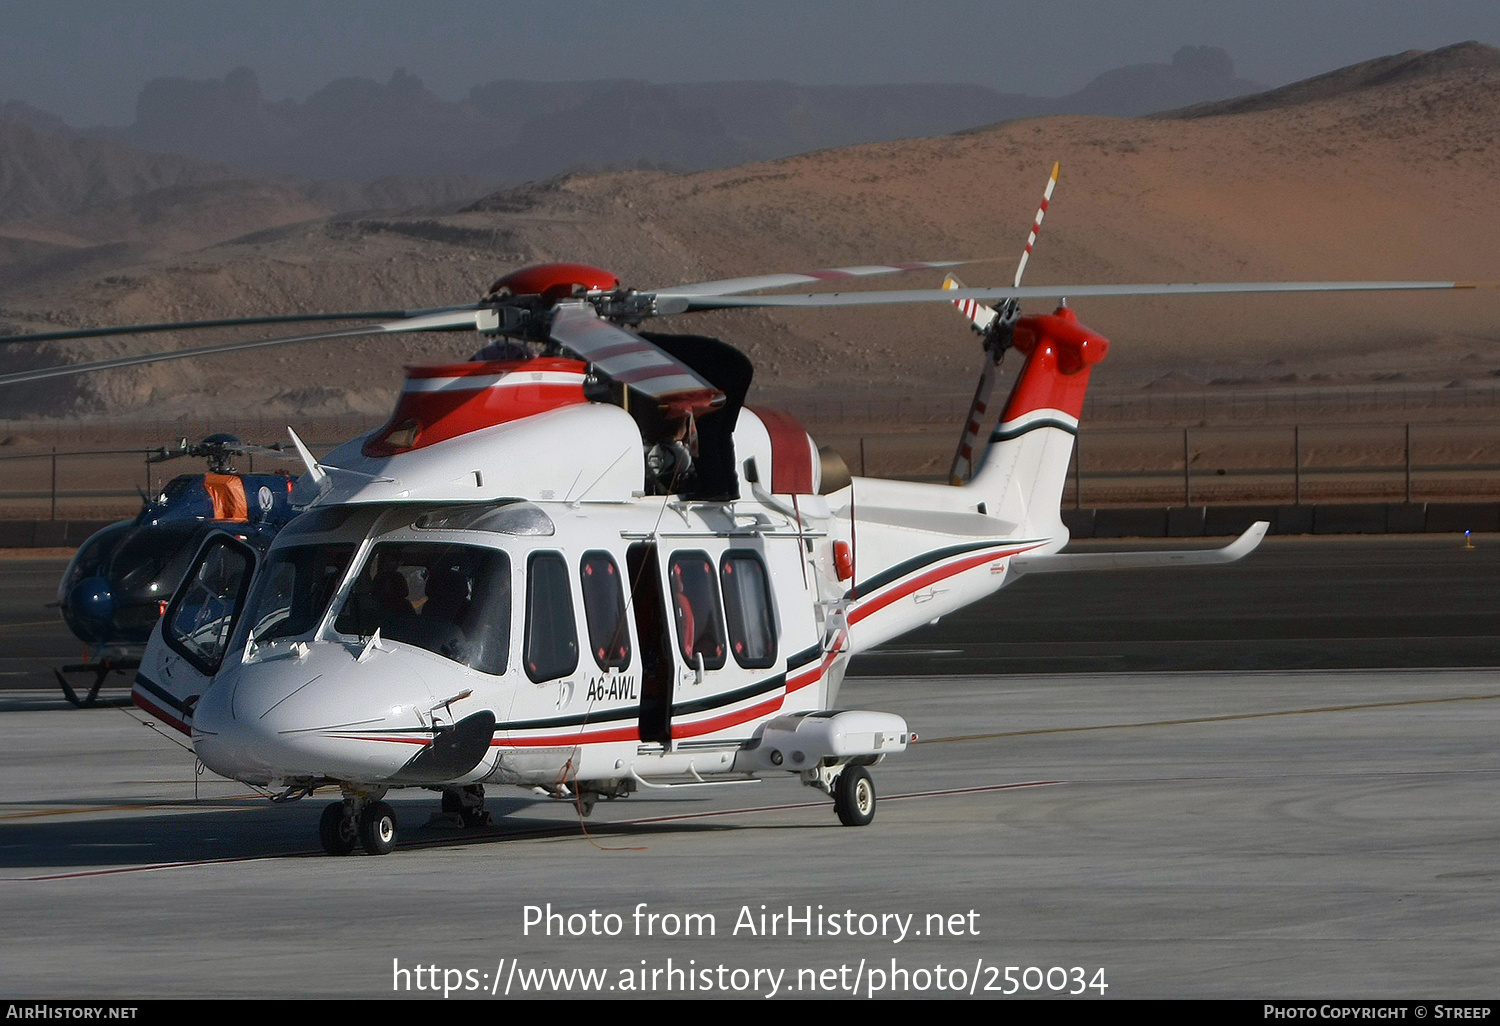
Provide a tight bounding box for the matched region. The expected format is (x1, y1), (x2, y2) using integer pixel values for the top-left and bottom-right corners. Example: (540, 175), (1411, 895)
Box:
(719, 550), (778, 670)
(524, 550), (580, 684)
(579, 550), (631, 672)
(162, 534), (257, 677)
(667, 550), (727, 672)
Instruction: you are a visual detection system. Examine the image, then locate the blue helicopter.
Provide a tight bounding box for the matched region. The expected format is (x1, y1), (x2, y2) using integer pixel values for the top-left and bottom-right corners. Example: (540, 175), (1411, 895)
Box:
(55, 433), (299, 706)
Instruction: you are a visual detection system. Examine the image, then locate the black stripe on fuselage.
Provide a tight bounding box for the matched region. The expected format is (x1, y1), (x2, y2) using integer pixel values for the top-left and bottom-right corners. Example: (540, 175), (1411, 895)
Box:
(786, 643), (821, 671)
(133, 672), (190, 715)
(989, 416), (1078, 443)
(847, 539), (1038, 601)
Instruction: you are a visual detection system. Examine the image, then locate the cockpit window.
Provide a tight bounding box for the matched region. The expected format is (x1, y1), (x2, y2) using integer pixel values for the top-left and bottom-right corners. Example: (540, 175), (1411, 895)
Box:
(334, 542), (511, 675)
(243, 543), (356, 644)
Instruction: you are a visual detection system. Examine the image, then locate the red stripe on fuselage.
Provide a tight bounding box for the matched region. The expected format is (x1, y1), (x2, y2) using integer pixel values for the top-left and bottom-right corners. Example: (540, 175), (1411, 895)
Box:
(848, 543), (1039, 626)
(132, 690), (191, 736)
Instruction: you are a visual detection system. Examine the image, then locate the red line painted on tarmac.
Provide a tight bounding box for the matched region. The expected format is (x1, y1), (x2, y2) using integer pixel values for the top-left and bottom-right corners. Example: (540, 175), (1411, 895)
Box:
(9, 855), (284, 882)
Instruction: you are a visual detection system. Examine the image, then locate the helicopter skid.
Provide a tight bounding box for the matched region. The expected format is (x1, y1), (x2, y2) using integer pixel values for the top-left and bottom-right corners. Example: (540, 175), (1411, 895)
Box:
(55, 656), (140, 708)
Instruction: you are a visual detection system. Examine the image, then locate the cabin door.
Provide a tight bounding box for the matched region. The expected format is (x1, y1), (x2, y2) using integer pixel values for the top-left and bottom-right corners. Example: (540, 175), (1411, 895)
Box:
(627, 542), (674, 745)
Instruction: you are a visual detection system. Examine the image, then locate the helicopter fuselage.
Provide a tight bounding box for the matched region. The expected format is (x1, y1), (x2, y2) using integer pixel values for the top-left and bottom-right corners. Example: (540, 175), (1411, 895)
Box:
(139, 400), (1037, 780)
(134, 381), (1059, 813)
(128, 301), (1266, 851)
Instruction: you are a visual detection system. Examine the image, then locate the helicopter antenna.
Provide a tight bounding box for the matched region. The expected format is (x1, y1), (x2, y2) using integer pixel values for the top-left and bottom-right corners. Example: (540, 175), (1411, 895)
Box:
(286, 427), (327, 488)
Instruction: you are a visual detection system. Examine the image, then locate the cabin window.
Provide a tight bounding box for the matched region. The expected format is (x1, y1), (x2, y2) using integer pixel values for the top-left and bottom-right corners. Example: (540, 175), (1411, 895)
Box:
(335, 542), (511, 675)
(667, 551), (726, 671)
(720, 551), (777, 669)
(580, 550), (630, 671)
(164, 535), (255, 676)
(525, 551), (579, 682)
(243, 543), (355, 644)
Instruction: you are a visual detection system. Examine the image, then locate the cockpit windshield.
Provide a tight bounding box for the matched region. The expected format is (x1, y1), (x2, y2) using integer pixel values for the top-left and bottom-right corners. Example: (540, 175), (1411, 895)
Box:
(243, 543), (357, 644)
(334, 542), (511, 675)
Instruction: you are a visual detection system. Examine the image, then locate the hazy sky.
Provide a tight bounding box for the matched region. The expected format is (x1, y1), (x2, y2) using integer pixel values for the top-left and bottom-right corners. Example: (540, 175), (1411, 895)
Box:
(4, 0), (1498, 126)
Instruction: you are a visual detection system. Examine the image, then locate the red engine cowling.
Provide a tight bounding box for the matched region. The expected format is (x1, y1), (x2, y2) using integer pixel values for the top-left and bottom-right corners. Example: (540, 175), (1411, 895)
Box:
(485, 263), (619, 302)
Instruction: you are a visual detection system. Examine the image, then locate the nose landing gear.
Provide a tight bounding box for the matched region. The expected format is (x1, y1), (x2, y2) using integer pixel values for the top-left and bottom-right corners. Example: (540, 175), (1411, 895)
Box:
(319, 788), (399, 855)
(318, 802), (359, 855)
(358, 801), (399, 855)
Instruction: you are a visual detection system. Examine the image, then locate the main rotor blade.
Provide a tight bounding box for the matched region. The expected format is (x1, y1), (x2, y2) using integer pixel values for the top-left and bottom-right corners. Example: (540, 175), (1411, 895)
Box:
(0, 309), (481, 388)
(656, 260), (982, 298)
(0, 305), (484, 347)
(660, 280), (1479, 313)
(548, 303), (721, 409)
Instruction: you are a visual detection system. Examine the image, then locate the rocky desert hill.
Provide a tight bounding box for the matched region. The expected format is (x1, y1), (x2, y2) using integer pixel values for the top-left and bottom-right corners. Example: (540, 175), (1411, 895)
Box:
(0, 42), (1496, 423)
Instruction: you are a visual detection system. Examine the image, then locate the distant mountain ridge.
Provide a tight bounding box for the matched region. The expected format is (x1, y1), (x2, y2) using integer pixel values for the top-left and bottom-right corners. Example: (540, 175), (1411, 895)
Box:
(1158, 40), (1500, 118)
(11, 46), (1265, 183)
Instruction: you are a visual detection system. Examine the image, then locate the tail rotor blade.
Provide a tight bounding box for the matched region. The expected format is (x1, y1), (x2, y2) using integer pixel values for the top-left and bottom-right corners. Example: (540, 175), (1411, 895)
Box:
(949, 347), (1004, 487)
(1013, 161), (1059, 289)
(944, 274), (1002, 485)
(943, 273), (999, 334)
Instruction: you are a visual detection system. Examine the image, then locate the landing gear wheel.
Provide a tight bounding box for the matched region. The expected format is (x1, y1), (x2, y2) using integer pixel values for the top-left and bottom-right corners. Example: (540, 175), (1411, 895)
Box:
(319, 802), (358, 856)
(833, 766), (876, 827)
(358, 801), (399, 855)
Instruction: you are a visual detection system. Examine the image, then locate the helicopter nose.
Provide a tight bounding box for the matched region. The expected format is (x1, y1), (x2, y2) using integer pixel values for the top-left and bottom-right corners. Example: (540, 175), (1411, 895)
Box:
(190, 672), (277, 785)
(191, 646), (444, 786)
(67, 576), (115, 637)
(191, 663), (336, 785)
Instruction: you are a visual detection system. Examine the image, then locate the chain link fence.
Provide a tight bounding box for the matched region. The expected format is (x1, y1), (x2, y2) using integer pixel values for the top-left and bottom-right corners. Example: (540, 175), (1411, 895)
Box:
(5, 384), (1500, 518)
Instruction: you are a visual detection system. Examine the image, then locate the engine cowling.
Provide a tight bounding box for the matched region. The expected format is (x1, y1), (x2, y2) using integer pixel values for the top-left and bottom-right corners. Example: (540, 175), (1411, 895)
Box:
(485, 263), (619, 302)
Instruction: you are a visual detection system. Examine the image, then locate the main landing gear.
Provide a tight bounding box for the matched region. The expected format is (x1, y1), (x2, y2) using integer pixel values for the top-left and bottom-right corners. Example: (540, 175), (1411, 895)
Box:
(832, 765), (876, 827)
(802, 762), (879, 827)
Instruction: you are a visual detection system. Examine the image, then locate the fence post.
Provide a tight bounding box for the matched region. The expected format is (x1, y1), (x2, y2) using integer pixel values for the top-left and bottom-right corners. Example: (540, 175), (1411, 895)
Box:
(1293, 426), (1301, 504)
(1183, 427), (1191, 507)
(1404, 423), (1411, 504)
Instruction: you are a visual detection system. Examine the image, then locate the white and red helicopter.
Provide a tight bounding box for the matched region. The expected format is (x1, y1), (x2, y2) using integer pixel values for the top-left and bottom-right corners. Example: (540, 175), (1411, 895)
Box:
(0, 168), (1472, 854)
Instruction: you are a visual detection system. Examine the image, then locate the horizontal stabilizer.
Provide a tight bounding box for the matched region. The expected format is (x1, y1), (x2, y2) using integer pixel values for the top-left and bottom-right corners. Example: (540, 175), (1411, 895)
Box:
(1009, 521), (1267, 575)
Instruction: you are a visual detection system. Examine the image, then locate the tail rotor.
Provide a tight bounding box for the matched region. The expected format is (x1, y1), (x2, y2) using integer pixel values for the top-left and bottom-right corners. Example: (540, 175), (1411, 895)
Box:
(947, 162), (1059, 486)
